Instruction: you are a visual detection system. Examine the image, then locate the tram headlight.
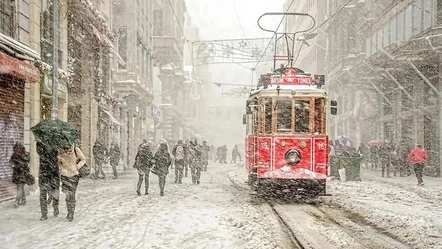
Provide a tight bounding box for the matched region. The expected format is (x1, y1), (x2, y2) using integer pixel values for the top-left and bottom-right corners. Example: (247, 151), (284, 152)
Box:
(285, 149), (301, 165)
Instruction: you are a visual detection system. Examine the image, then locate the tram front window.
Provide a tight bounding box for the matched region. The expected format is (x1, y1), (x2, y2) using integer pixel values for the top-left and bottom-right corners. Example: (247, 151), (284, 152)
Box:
(295, 100), (310, 133)
(276, 99), (292, 133)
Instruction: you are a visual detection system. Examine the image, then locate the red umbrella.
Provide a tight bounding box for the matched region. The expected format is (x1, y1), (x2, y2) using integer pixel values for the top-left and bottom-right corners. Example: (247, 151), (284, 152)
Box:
(367, 140), (381, 145)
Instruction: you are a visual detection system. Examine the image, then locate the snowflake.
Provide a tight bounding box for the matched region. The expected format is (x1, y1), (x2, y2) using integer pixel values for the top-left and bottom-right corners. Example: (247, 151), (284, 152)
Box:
(222, 45), (233, 58)
(251, 47), (262, 60)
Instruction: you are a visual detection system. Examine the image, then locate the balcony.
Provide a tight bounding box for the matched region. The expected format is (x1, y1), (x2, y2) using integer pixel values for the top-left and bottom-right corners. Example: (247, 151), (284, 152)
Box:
(112, 70), (153, 105)
(153, 36), (183, 67)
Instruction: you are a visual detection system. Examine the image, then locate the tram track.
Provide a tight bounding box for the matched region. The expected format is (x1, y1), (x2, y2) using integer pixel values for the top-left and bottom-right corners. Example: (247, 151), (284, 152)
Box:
(226, 171), (412, 249)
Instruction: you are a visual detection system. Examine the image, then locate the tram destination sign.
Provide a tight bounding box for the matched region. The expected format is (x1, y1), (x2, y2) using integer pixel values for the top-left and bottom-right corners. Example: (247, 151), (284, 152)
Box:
(270, 68), (312, 85)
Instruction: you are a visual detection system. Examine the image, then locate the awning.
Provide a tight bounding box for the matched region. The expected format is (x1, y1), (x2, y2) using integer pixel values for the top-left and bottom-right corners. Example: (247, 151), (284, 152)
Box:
(101, 109), (122, 126)
(91, 24), (126, 66)
(0, 51), (40, 82)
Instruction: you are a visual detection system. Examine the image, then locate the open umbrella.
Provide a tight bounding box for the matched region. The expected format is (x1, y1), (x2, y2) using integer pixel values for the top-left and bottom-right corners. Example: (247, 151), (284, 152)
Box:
(337, 136), (354, 147)
(31, 119), (80, 149)
(367, 139), (382, 145)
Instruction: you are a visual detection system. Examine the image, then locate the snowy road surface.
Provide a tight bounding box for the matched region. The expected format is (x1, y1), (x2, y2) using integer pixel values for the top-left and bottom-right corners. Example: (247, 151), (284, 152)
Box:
(0, 163), (291, 249)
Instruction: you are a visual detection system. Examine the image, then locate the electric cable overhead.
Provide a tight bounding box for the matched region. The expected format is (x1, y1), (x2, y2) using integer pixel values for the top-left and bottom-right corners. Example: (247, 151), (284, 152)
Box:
(232, 0), (251, 45)
(167, 0), (197, 80)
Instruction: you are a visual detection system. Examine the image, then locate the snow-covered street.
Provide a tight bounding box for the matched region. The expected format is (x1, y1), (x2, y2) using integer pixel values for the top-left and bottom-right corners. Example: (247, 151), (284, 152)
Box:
(0, 163), (291, 249)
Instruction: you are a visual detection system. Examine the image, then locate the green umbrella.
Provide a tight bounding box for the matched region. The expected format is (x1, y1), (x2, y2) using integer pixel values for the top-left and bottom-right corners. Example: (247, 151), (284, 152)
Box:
(31, 119), (80, 149)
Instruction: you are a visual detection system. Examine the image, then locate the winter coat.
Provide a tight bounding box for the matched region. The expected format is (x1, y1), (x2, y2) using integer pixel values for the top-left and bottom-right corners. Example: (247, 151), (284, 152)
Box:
(58, 145), (86, 178)
(406, 148), (428, 164)
(201, 144), (210, 160)
(154, 147), (172, 176)
(109, 144), (121, 165)
(9, 143), (30, 184)
(36, 141), (60, 183)
(134, 145), (154, 172)
(93, 142), (108, 162)
(232, 146), (239, 157)
(188, 143), (202, 168)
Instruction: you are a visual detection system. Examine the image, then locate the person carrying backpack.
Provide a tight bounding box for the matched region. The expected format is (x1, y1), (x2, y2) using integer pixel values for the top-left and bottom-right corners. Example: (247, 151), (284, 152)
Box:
(172, 140), (185, 184)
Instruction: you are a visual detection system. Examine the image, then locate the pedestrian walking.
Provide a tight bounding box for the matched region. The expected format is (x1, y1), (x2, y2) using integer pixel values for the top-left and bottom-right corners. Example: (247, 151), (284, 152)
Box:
(188, 138), (202, 184)
(379, 142), (391, 177)
(36, 141), (60, 221)
(230, 145), (242, 164)
(58, 144), (86, 222)
(172, 140), (185, 184)
(369, 144), (380, 171)
(357, 143), (368, 168)
(215, 146), (222, 163)
(221, 145), (228, 163)
(183, 139), (190, 177)
(406, 145), (428, 186)
(133, 142), (154, 195)
(93, 140), (108, 179)
(153, 143), (172, 196)
(109, 142), (121, 179)
(201, 141), (210, 171)
(9, 142), (31, 208)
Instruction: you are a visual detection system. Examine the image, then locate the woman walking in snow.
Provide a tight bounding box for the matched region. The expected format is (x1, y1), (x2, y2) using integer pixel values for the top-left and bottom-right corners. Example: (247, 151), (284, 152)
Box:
(9, 142), (31, 208)
(153, 143), (172, 196)
(133, 142), (154, 195)
(57, 144), (86, 221)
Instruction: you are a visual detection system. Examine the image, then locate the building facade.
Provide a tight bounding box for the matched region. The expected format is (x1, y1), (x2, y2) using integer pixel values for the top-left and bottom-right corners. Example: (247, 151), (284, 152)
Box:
(153, 0), (186, 142)
(324, 0), (441, 176)
(112, 0), (154, 167)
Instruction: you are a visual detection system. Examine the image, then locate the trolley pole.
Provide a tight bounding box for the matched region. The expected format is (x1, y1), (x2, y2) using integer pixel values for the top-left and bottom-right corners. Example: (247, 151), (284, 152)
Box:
(51, 0), (59, 120)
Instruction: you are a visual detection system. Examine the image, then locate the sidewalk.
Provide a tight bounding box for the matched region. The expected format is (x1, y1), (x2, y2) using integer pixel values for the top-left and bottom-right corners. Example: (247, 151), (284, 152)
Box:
(360, 167), (442, 202)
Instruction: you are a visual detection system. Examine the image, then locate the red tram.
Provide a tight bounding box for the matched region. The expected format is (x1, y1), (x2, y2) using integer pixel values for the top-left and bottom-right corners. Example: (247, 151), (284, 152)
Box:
(243, 67), (336, 196)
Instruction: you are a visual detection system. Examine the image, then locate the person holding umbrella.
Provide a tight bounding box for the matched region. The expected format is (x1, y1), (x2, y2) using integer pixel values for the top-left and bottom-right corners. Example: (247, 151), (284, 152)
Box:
(58, 144), (86, 221)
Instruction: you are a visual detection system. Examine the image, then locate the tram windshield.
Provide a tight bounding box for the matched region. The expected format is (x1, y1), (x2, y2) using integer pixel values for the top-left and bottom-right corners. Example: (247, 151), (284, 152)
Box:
(257, 97), (326, 135)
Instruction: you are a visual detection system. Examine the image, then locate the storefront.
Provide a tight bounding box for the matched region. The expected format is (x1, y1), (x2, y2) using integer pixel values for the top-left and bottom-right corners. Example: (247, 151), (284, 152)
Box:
(0, 52), (39, 201)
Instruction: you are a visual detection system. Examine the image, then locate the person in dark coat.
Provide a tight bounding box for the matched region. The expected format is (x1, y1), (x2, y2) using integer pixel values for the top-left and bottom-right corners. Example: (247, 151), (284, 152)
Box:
(154, 143), (172, 196)
(183, 139), (190, 177)
(9, 142), (30, 208)
(357, 143), (368, 168)
(172, 140), (185, 184)
(222, 145), (228, 163)
(188, 138), (202, 184)
(379, 142), (391, 177)
(230, 145), (242, 164)
(133, 142), (154, 195)
(93, 140), (108, 179)
(201, 141), (210, 171)
(109, 142), (121, 179)
(215, 146), (222, 163)
(36, 141), (60, 221)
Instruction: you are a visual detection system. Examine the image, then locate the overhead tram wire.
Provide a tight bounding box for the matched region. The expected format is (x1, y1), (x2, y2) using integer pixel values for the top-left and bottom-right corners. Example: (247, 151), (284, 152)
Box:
(233, 0), (252, 46)
(167, 0), (197, 80)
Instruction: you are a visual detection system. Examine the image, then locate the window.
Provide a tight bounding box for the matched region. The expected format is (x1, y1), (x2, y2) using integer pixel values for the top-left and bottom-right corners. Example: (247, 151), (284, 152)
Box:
(118, 27), (127, 69)
(295, 99), (310, 133)
(405, 5), (413, 39)
(315, 98), (326, 134)
(153, 10), (164, 36)
(397, 11), (405, 42)
(383, 24), (389, 48)
(376, 29), (383, 51)
(371, 33), (377, 55)
(423, 0), (432, 30)
(390, 17), (397, 44)
(263, 98), (272, 134)
(276, 99), (292, 133)
(365, 37), (371, 56)
(413, 1), (422, 36)
(0, 0), (14, 37)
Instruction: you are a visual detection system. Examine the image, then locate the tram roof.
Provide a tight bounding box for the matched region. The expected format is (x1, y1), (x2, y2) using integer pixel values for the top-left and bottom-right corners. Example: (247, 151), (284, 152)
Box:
(249, 84), (327, 98)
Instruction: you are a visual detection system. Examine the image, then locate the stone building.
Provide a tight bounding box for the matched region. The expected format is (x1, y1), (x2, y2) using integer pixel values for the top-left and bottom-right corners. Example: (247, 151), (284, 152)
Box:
(112, 0), (154, 167)
(324, 0), (441, 176)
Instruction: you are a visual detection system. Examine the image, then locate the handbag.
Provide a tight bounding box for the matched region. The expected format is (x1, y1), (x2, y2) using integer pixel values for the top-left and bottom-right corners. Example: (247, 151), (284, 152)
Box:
(25, 171), (35, 185)
(74, 146), (91, 178)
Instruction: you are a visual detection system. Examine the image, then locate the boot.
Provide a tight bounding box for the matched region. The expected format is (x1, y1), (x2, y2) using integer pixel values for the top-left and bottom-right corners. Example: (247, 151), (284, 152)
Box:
(137, 190), (141, 196)
(66, 201), (75, 222)
(40, 215), (48, 221)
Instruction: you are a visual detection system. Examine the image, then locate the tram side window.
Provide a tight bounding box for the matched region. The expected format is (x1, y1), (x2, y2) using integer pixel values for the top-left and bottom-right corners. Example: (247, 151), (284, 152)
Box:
(264, 98), (272, 134)
(295, 99), (310, 133)
(276, 99), (292, 133)
(315, 98), (325, 134)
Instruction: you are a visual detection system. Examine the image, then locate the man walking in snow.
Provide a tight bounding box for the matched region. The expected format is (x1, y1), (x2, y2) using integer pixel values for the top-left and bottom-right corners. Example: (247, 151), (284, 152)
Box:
(406, 145), (428, 186)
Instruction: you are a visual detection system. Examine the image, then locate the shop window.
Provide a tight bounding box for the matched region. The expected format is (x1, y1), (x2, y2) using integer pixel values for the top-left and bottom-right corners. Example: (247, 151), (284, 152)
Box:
(295, 99), (310, 133)
(276, 99), (292, 133)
